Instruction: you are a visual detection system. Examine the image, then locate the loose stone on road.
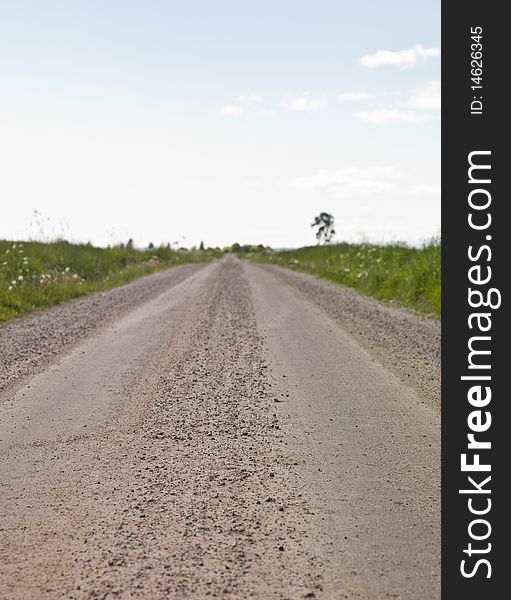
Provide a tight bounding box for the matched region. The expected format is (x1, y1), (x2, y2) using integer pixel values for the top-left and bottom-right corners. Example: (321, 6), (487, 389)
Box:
(0, 256), (439, 599)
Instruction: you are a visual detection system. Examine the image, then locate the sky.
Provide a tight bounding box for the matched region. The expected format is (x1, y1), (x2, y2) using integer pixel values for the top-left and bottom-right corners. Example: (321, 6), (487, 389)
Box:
(0, 0), (440, 248)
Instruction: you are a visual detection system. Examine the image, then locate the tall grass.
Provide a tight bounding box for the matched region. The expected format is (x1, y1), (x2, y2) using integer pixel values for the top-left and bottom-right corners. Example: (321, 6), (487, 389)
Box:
(251, 239), (441, 318)
(0, 240), (220, 322)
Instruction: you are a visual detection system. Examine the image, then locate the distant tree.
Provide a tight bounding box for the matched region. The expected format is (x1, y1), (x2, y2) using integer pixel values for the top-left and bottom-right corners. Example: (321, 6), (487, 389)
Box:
(127, 238), (134, 248)
(148, 242), (154, 249)
(199, 240), (205, 251)
(311, 212), (335, 244)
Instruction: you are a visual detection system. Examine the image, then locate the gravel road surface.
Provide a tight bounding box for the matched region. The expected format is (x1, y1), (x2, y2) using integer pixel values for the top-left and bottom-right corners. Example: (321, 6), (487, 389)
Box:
(0, 256), (440, 599)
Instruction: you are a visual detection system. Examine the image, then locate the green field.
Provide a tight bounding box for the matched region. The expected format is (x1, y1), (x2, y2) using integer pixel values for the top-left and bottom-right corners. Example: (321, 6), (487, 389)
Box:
(1, 238), (441, 322)
(0, 240), (220, 322)
(249, 240), (440, 318)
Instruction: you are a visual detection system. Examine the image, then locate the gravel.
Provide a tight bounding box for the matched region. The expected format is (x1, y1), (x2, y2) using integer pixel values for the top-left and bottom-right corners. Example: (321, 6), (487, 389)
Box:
(255, 264), (440, 410)
(0, 257), (440, 599)
(0, 263), (206, 397)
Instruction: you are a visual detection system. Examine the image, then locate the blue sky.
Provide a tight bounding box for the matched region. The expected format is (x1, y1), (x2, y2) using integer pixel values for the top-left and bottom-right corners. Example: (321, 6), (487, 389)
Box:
(1, 0), (440, 247)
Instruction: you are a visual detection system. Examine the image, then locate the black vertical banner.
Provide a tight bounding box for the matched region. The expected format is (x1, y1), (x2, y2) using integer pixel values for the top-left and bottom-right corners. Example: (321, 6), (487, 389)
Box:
(442, 2), (507, 599)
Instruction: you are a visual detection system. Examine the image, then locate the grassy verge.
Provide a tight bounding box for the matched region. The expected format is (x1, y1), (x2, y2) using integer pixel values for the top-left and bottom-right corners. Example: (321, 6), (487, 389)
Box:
(0, 240), (220, 322)
(248, 240), (440, 318)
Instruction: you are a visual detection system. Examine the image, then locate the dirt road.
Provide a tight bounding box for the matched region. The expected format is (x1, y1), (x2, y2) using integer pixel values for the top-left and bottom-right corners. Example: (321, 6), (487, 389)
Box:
(0, 257), (440, 599)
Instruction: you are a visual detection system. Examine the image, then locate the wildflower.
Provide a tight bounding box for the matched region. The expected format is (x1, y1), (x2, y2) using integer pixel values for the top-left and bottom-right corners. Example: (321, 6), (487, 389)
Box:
(8, 285), (13, 291)
(18, 275), (23, 281)
(65, 266), (70, 272)
(72, 274), (79, 279)
(12, 244), (16, 249)
(11, 280), (16, 286)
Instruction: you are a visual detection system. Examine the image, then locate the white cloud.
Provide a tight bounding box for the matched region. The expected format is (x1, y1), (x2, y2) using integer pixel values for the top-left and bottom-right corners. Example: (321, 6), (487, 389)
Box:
(184, 178), (220, 187)
(354, 109), (438, 124)
(219, 104), (243, 117)
(399, 80), (440, 111)
(244, 179), (262, 188)
(256, 109), (277, 118)
(237, 94), (262, 102)
(284, 95), (328, 112)
(416, 45), (441, 58)
(289, 166), (405, 199)
(359, 44), (440, 69)
(407, 183), (441, 197)
(336, 92), (373, 102)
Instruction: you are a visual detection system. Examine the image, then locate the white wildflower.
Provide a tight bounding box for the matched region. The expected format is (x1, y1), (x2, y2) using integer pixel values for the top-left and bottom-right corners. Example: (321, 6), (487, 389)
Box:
(18, 275), (23, 281)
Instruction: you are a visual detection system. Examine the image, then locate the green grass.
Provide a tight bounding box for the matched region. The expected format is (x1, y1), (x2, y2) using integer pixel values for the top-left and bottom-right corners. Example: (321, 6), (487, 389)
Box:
(0, 240), (220, 322)
(249, 239), (440, 318)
